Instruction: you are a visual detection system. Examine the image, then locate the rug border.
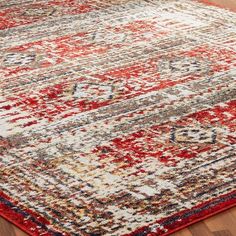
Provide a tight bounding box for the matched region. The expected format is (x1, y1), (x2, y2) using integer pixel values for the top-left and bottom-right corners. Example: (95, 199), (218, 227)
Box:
(0, 210), (34, 236)
(126, 191), (236, 236)
(0, 190), (235, 236)
(162, 201), (236, 236)
(0, 190), (63, 235)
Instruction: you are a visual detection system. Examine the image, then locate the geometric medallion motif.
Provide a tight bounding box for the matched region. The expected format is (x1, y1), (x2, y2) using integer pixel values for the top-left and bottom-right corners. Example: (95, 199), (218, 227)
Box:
(2, 52), (36, 67)
(158, 56), (211, 78)
(171, 126), (217, 144)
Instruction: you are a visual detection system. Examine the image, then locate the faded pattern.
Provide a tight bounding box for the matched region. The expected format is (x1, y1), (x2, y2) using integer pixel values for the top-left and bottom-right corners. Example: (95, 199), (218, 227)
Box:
(0, 0), (236, 235)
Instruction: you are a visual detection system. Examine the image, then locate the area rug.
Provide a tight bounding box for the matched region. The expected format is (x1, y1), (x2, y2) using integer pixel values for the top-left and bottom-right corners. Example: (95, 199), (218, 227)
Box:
(0, 0), (236, 235)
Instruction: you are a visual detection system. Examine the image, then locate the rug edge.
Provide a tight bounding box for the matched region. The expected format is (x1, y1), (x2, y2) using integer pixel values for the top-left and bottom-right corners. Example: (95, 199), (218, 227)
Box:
(0, 190), (61, 236)
(0, 211), (35, 236)
(162, 201), (236, 236)
(126, 191), (236, 236)
(1, 191), (235, 236)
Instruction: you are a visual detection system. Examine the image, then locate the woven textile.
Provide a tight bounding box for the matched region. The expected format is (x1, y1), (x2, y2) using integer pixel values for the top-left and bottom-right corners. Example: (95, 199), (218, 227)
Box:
(0, 0), (236, 235)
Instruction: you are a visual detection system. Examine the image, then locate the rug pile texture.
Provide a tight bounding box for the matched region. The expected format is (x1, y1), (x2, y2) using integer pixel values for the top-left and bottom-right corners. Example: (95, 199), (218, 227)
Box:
(0, 0), (236, 235)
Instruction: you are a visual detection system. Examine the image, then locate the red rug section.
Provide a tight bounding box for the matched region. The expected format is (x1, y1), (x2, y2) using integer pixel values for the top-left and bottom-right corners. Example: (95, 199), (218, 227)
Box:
(0, 0), (235, 235)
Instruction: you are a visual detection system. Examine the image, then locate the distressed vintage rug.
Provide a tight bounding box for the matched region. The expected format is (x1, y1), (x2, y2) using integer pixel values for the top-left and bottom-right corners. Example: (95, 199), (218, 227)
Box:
(0, 0), (236, 235)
